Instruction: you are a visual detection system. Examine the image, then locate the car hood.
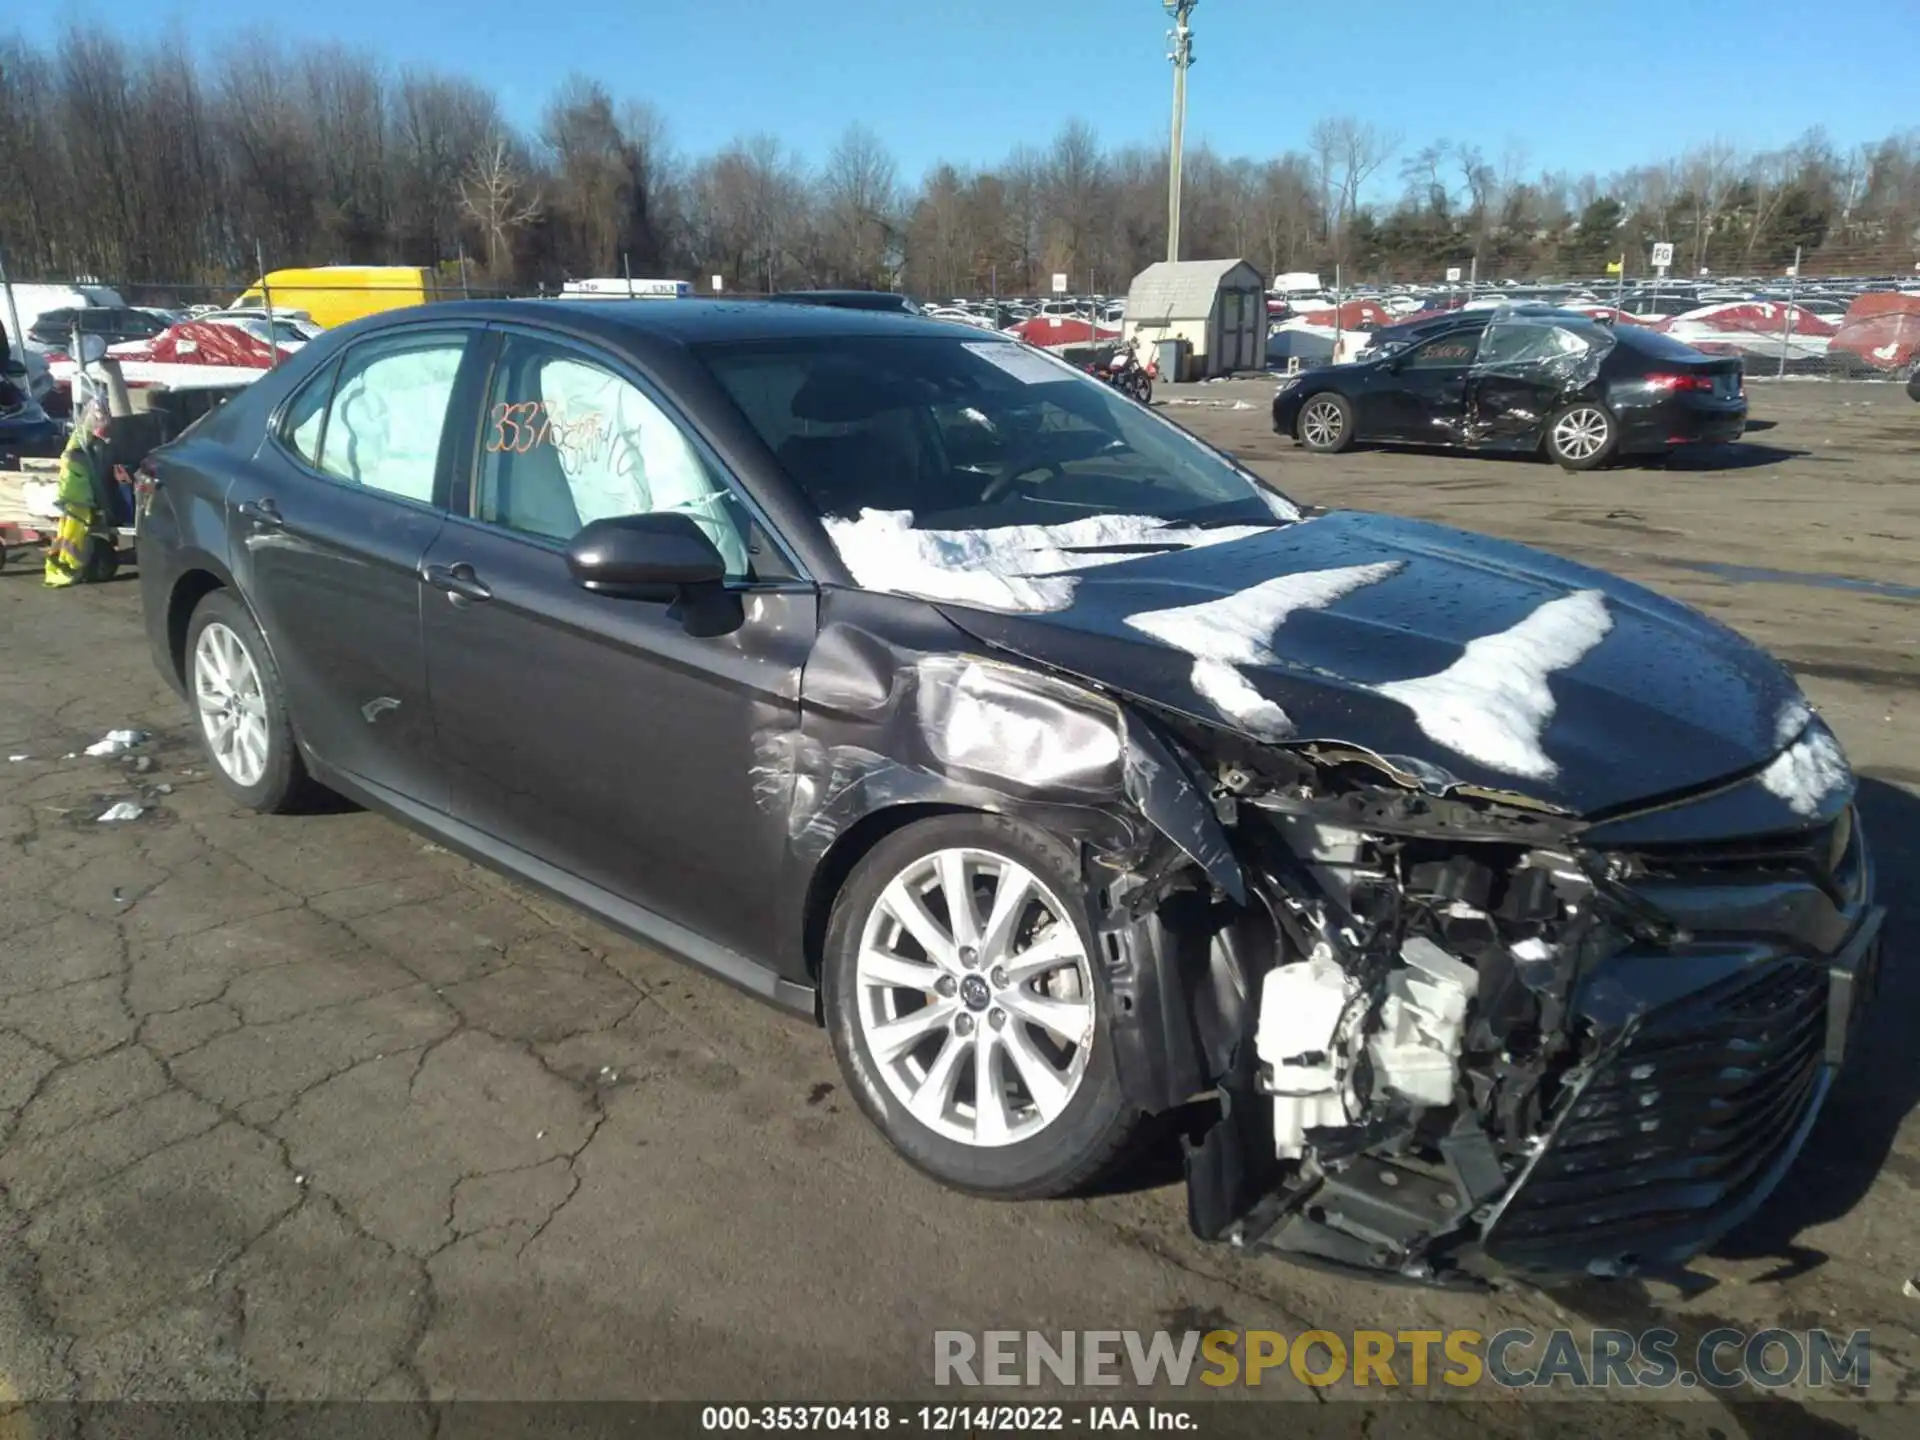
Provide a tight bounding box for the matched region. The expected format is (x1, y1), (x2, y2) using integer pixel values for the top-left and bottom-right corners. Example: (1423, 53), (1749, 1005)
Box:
(933, 511), (1804, 817)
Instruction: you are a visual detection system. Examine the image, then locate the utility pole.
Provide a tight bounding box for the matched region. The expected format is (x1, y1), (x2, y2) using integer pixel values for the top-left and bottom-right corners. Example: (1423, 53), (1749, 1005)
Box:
(1164, 0), (1197, 264)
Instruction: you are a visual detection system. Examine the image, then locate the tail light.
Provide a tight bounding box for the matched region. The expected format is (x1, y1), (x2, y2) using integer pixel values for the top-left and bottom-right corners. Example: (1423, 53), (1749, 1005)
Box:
(1646, 372), (1717, 393)
(133, 455), (161, 517)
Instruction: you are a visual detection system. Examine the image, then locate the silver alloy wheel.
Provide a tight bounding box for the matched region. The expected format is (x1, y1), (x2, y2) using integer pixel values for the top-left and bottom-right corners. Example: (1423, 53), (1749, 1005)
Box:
(193, 621), (270, 789)
(1551, 406), (1611, 461)
(1301, 398), (1344, 448)
(855, 847), (1095, 1148)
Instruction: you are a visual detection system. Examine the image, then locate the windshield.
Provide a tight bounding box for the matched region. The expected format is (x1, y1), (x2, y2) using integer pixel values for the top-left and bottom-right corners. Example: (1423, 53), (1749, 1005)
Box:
(696, 334), (1297, 534)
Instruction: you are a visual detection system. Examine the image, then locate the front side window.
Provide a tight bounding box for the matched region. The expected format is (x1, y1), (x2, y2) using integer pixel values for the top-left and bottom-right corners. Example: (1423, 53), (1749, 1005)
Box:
(315, 333), (466, 503)
(695, 335), (1298, 534)
(1404, 332), (1480, 370)
(474, 336), (752, 578)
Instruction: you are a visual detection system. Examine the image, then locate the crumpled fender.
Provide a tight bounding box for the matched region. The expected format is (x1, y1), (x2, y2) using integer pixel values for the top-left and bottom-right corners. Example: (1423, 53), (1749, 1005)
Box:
(762, 593), (1244, 1109)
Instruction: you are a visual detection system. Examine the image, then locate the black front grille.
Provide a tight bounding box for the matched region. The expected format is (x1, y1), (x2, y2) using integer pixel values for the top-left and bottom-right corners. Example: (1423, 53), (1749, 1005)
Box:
(1487, 956), (1827, 1260)
(1628, 809), (1851, 886)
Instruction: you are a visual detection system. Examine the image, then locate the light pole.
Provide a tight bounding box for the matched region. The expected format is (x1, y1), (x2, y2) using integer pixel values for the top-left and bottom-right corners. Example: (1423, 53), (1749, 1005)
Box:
(1164, 0), (1196, 264)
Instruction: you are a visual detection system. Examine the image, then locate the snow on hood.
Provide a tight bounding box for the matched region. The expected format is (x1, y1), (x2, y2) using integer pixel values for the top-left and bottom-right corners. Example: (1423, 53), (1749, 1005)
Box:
(1758, 700), (1852, 817)
(1374, 589), (1614, 781)
(822, 509), (1277, 613)
(1124, 563), (1404, 737)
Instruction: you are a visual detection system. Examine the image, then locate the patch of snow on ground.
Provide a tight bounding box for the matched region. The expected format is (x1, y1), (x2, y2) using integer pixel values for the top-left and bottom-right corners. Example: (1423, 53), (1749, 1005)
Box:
(1376, 590), (1614, 781)
(1126, 562), (1402, 734)
(824, 509), (1274, 612)
(1759, 722), (1851, 817)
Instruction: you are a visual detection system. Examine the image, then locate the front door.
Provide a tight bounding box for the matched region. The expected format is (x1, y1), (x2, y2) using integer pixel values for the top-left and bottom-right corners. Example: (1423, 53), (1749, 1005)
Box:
(230, 327), (475, 806)
(1370, 330), (1477, 443)
(420, 328), (817, 966)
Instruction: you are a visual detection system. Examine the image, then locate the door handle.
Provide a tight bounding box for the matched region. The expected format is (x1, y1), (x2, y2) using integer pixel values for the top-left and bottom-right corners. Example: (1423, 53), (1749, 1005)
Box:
(236, 498), (284, 529)
(423, 562), (493, 605)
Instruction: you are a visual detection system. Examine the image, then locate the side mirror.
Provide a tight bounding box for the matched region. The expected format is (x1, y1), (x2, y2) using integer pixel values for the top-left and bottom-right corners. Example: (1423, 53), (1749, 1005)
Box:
(566, 512), (725, 602)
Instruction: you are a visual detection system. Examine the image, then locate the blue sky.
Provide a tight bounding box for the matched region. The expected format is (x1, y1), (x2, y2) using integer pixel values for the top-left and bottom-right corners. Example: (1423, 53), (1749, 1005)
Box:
(24, 0), (1918, 192)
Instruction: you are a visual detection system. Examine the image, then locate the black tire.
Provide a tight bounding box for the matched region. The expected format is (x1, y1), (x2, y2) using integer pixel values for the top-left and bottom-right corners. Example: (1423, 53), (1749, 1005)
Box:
(1544, 401), (1618, 471)
(822, 813), (1142, 1200)
(1296, 392), (1355, 453)
(83, 537), (119, 584)
(1131, 373), (1153, 404)
(183, 589), (323, 814)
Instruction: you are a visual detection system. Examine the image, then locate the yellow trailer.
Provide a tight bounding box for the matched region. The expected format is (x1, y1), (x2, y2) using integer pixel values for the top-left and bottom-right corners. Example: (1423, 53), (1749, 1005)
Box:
(233, 266), (441, 329)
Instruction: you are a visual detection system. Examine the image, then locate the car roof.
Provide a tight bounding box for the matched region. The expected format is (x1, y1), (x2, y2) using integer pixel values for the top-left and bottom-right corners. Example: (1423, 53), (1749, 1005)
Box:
(349, 297), (969, 347)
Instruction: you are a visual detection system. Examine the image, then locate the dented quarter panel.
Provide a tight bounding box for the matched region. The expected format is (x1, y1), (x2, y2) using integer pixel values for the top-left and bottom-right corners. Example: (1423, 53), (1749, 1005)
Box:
(936, 511), (1805, 815)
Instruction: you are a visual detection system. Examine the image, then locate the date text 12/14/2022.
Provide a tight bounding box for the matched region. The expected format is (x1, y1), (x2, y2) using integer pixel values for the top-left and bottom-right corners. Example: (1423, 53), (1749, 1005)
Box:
(700, 1405), (1197, 1432)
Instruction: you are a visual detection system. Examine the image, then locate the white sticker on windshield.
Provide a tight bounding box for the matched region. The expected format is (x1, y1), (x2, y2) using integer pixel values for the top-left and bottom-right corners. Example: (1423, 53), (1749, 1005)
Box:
(963, 341), (1078, 385)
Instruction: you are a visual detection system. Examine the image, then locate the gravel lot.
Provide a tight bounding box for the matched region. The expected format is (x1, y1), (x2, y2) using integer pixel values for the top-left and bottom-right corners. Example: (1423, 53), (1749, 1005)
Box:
(0, 377), (1914, 1434)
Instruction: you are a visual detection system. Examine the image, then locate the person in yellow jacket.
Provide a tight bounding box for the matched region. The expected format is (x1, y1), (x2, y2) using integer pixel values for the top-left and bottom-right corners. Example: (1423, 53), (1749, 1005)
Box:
(43, 404), (111, 588)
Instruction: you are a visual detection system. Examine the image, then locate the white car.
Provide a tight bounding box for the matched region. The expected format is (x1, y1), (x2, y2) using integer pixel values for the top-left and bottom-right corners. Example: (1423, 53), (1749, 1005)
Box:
(204, 313), (323, 350)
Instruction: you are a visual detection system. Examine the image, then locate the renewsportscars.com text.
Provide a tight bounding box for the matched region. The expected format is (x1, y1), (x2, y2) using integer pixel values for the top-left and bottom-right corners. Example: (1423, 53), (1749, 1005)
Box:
(933, 1328), (1871, 1391)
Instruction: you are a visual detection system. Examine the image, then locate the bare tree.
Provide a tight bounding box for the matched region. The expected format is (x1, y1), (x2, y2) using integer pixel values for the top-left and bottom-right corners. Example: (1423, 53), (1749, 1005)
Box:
(819, 123), (899, 287)
(460, 136), (541, 274)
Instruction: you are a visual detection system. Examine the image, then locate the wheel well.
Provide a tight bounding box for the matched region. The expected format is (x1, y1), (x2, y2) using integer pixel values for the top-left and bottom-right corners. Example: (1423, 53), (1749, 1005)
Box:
(801, 802), (971, 983)
(167, 570), (226, 685)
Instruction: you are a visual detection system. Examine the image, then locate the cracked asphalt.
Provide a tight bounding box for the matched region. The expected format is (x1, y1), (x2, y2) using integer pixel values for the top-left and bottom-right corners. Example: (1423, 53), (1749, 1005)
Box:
(0, 379), (1915, 1435)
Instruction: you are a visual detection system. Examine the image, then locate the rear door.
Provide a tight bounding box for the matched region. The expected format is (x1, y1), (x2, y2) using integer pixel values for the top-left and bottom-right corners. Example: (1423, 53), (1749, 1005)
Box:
(230, 325), (479, 807)
(1370, 330), (1478, 442)
(419, 325), (816, 964)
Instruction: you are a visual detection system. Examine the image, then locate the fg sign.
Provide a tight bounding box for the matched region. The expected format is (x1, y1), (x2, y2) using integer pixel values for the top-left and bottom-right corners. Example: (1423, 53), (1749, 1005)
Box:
(1051, 273), (1069, 294)
(1650, 242), (1675, 269)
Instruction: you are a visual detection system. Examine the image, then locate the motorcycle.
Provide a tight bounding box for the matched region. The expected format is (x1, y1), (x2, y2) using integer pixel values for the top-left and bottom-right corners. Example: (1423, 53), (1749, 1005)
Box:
(1086, 346), (1155, 404)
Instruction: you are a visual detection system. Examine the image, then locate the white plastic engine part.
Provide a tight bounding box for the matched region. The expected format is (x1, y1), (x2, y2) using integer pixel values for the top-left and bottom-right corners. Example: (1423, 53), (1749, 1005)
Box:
(1255, 949), (1362, 1159)
(1367, 936), (1478, 1107)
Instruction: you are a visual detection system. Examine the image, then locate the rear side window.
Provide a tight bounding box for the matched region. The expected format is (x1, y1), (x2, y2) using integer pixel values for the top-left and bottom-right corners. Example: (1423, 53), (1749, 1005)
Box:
(316, 334), (467, 504)
(280, 359), (340, 468)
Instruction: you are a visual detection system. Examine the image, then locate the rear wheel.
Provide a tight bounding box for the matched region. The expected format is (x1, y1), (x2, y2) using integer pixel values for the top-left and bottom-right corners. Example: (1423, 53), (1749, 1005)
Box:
(83, 537), (119, 584)
(186, 590), (322, 813)
(1297, 393), (1355, 453)
(1545, 402), (1617, 471)
(822, 813), (1140, 1200)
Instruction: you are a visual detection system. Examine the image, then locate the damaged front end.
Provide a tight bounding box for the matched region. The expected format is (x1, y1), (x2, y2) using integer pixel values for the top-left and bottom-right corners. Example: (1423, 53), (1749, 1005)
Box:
(773, 597), (1881, 1287)
(1109, 724), (1884, 1287)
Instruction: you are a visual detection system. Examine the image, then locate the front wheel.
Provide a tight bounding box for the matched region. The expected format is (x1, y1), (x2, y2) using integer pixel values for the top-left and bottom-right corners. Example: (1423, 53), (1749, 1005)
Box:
(185, 590), (322, 813)
(1545, 402), (1618, 470)
(822, 814), (1140, 1200)
(1296, 393), (1355, 453)
(1130, 372), (1153, 404)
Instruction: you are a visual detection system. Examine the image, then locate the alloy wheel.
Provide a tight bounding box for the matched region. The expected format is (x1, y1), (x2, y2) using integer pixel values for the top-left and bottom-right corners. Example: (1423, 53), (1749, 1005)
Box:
(1552, 406), (1611, 461)
(855, 847), (1095, 1148)
(1301, 398), (1345, 448)
(193, 621), (270, 788)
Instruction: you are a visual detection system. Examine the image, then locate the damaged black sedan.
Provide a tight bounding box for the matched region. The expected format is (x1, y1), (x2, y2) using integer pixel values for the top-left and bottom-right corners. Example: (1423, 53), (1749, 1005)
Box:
(1274, 314), (1749, 470)
(136, 299), (1882, 1286)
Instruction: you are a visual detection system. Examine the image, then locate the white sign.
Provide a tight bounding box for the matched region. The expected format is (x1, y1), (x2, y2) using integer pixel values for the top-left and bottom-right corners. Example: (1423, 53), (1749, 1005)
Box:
(1785, 264), (1799, 277)
(1051, 273), (1069, 294)
(1650, 242), (1675, 268)
(1445, 267), (1462, 283)
(710, 275), (724, 292)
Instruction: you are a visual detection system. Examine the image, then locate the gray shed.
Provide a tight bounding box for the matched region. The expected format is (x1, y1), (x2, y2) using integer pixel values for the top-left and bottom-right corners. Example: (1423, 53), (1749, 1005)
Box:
(1121, 258), (1266, 379)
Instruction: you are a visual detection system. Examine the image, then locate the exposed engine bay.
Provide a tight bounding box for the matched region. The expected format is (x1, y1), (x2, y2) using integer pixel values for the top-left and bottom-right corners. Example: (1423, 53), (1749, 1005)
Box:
(1087, 726), (1879, 1289)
